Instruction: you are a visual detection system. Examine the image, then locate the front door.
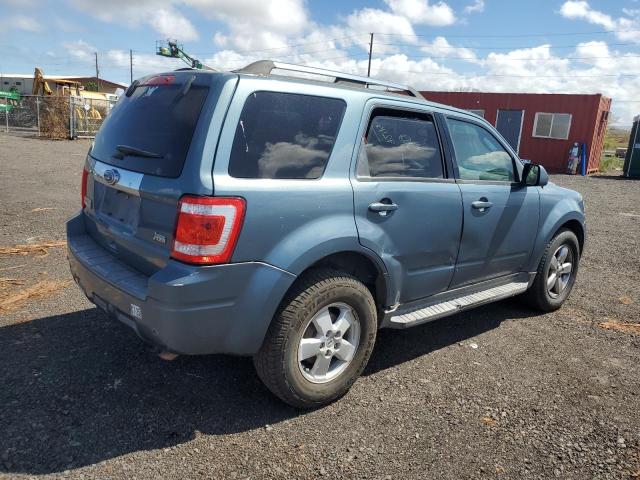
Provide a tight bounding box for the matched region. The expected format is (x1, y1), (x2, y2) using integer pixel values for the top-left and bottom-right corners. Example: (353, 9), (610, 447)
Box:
(496, 109), (524, 153)
(444, 116), (539, 288)
(351, 103), (463, 305)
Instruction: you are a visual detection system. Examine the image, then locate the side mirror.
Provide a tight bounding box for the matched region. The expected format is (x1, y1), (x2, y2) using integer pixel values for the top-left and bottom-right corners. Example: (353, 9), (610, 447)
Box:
(522, 163), (549, 187)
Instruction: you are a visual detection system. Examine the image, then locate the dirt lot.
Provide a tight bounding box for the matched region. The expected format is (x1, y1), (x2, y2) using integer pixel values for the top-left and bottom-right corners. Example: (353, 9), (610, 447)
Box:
(1, 134), (639, 479)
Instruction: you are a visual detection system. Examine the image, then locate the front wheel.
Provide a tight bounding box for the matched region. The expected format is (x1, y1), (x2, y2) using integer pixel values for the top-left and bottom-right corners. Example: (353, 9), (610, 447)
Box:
(523, 228), (580, 312)
(253, 269), (377, 409)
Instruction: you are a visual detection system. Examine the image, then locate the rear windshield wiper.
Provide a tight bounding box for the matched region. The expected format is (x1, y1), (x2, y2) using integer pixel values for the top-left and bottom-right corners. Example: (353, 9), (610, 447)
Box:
(113, 144), (162, 159)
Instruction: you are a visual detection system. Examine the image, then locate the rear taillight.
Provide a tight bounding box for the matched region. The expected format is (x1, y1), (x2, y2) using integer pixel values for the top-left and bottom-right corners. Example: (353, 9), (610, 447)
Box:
(81, 167), (89, 209)
(171, 196), (246, 265)
(143, 75), (176, 86)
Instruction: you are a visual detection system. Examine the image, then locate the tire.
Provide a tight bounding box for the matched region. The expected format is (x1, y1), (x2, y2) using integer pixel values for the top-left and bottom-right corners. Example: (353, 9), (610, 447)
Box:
(523, 228), (580, 312)
(253, 268), (377, 409)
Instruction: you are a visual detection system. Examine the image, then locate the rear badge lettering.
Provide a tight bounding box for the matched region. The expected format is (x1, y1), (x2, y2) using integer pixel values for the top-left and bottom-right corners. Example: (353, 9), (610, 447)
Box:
(152, 232), (167, 244)
(130, 304), (142, 320)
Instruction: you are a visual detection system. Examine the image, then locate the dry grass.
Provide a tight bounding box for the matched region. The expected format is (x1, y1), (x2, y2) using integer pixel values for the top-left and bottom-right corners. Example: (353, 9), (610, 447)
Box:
(30, 207), (56, 213)
(598, 320), (640, 335)
(0, 240), (66, 257)
(0, 277), (25, 288)
(619, 296), (634, 305)
(40, 96), (70, 140)
(480, 416), (497, 427)
(0, 279), (72, 313)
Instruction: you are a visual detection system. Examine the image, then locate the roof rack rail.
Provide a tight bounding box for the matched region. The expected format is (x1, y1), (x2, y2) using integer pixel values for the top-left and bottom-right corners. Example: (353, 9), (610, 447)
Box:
(234, 60), (424, 99)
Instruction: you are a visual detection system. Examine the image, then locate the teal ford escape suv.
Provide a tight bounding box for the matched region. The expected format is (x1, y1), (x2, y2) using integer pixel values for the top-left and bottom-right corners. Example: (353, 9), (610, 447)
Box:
(67, 61), (585, 408)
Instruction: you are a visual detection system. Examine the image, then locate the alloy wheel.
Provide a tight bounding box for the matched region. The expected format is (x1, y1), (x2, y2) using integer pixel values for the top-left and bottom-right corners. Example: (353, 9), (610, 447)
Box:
(297, 302), (361, 384)
(547, 244), (574, 298)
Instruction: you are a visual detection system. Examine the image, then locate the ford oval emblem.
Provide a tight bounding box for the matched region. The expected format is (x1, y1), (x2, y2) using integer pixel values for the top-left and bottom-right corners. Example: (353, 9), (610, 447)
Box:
(104, 169), (120, 185)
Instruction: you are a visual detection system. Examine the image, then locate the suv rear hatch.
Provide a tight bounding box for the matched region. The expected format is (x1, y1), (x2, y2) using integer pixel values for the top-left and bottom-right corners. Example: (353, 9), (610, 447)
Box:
(82, 71), (237, 276)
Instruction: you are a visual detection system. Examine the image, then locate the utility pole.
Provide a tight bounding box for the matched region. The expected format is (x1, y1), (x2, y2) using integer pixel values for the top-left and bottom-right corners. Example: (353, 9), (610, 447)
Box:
(130, 49), (133, 83)
(94, 52), (101, 92)
(367, 33), (374, 77)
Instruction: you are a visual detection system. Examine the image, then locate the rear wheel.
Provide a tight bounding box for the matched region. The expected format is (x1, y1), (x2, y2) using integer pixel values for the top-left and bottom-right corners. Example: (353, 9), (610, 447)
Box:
(253, 269), (377, 409)
(523, 228), (580, 311)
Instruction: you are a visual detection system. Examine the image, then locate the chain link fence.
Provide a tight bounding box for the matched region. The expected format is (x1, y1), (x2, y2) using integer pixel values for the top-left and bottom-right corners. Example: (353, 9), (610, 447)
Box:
(0, 94), (116, 139)
(70, 96), (117, 138)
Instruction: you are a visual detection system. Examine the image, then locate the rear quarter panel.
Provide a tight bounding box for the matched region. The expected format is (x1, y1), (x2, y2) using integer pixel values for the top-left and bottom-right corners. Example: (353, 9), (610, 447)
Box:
(211, 77), (379, 276)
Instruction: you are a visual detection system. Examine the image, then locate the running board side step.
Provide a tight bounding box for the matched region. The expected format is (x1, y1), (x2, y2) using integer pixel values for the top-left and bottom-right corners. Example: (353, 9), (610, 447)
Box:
(388, 282), (529, 328)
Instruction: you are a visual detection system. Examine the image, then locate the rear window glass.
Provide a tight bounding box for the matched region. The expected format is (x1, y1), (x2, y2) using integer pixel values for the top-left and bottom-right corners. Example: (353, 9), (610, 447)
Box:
(91, 75), (209, 178)
(229, 91), (346, 179)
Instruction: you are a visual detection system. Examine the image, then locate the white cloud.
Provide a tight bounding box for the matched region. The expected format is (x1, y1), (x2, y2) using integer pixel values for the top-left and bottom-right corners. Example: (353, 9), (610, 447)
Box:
(43, 0), (639, 125)
(385, 0), (456, 26)
(1, 14), (42, 32)
(0, 0), (37, 7)
(346, 8), (416, 37)
(149, 7), (199, 41)
(187, 0), (308, 35)
(201, 38), (640, 125)
(187, 0), (309, 52)
(420, 36), (479, 63)
(559, 1), (615, 29)
(70, 0), (198, 41)
(62, 40), (96, 61)
(559, 1), (640, 43)
(464, 0), (485, 14)
(106, 49), (183, 73)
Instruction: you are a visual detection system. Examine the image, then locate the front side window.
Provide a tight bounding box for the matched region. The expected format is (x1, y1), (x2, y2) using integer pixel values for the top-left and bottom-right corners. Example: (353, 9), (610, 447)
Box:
(533, 112), (572, 140)
(358, 111), (444, 179)
(447, 118), (515, 182)
(229, 91), (346, 179)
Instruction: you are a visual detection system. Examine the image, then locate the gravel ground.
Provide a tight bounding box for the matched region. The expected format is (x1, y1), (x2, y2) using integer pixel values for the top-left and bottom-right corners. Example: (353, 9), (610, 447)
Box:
(1, 134), (639, 479)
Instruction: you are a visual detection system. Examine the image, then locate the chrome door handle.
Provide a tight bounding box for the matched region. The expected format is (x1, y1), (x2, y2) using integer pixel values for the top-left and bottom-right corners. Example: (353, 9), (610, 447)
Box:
(369, 202), (398, 216)
(472, 200), (493, 211)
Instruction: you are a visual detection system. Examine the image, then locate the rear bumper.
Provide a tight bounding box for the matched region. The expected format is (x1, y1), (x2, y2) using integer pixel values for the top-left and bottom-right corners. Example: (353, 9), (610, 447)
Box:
(66, 212), (296, 355)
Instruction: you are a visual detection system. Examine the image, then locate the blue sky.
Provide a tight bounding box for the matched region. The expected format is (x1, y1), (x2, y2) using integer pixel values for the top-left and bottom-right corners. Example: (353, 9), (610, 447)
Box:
(1, 0), (639, 123)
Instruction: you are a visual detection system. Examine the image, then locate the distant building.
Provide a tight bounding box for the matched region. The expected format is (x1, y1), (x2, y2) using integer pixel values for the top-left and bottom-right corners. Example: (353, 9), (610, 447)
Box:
(422, 91), (611, 173)
(0, 73), (126, 96)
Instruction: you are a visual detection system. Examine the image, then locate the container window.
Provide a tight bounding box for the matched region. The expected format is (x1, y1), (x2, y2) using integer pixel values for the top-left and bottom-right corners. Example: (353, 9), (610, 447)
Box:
(467, 109), (485, 118)
(229, 91), (346, 179)
(533, 112), (572, 140)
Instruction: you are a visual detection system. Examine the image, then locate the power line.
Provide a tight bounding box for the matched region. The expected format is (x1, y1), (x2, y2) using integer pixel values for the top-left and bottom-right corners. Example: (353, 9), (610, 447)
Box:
(373, 41), (638, 50)
(393, 70), (639, 78)
(188, 35), (368, 56)
(398, 54), (640, 62)
(372, 28), (640, 38)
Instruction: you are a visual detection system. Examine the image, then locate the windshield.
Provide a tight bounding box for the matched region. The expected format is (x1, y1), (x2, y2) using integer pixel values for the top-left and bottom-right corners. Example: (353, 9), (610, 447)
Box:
(91, 75), (210, 177)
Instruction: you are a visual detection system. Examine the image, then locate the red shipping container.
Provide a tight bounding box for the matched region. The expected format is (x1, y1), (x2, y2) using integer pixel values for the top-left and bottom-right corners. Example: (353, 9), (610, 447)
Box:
(422, 91), (611, 174)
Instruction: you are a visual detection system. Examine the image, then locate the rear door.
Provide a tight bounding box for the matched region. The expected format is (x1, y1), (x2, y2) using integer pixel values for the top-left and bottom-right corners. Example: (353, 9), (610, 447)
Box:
(351, 101), (463, 304)
(83, 72), (237, 275)
(496, 109), (524, 153)
(443, 115), (539, 288)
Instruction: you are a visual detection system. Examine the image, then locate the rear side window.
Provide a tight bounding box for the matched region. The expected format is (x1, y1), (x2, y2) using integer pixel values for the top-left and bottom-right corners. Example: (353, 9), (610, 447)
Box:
(447, 118), (515, 182)
(229, 92), (346, 179)
(358, 111), (444, 179)
(91, 74), (210, 178)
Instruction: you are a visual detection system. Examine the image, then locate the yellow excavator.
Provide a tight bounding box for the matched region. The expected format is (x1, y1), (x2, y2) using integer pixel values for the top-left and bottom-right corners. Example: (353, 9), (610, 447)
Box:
(32, 67), (103, 121)
(32, 67), (81, 96)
